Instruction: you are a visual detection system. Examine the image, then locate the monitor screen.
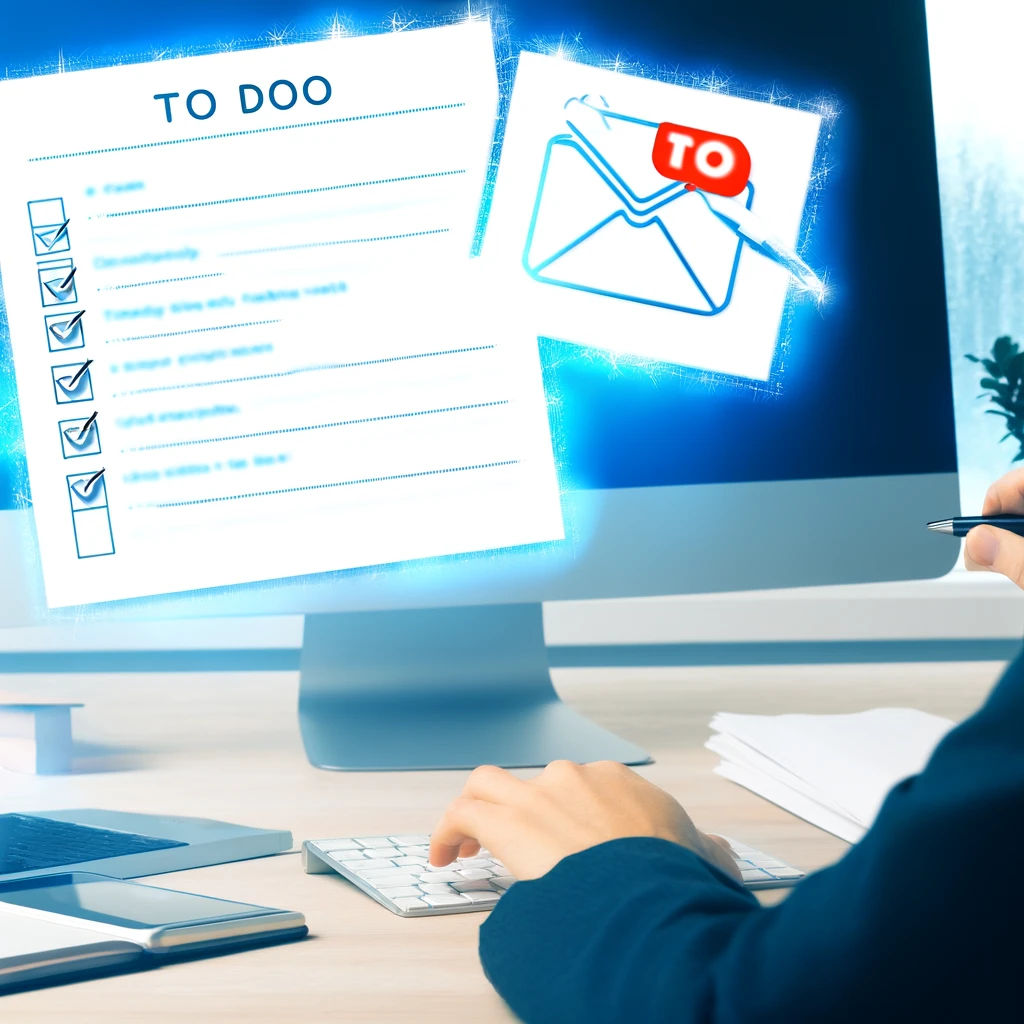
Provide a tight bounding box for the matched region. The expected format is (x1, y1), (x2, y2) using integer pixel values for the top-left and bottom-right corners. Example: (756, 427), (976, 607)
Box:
(0, 0), (957, 615)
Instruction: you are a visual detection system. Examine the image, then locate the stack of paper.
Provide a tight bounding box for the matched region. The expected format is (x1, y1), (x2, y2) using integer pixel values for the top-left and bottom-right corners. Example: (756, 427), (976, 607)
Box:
(707, 708), (956, 843)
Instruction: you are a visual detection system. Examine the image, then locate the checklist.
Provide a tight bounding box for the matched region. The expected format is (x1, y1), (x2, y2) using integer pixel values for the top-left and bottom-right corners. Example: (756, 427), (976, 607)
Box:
(0, 22), (564, 606)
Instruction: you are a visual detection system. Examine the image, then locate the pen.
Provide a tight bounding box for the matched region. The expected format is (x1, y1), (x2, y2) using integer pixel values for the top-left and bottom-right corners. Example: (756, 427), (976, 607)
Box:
(694, 189), (825, 299)
(927, 515), (1024, 538)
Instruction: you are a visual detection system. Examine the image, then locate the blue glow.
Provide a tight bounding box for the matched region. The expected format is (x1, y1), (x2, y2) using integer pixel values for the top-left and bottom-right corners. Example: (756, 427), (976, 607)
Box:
(0, 1), (958, 619)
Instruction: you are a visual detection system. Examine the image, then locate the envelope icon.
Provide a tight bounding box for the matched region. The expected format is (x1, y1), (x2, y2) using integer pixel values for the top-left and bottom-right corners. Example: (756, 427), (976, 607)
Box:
(523, 97), (754, 316)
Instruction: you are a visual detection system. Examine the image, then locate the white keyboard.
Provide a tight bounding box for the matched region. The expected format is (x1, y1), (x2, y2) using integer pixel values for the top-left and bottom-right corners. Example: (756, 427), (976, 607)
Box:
(303, 834), (805, 918)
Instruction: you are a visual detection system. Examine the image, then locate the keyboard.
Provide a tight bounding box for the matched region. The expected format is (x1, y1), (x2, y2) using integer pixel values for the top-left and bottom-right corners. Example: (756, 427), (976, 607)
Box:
(303, 833), (805, 917)
(0, 814), (187, 875)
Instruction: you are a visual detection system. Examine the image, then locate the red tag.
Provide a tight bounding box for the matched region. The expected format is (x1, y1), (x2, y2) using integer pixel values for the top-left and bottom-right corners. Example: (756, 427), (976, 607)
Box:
(651, 122), (751, 197)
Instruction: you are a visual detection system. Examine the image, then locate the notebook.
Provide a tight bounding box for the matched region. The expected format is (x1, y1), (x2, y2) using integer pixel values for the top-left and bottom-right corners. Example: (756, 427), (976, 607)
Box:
(0, 872), (306, 992)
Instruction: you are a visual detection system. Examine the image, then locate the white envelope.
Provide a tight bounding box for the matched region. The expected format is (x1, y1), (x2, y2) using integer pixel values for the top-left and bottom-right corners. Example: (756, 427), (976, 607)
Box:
(484, 53), (825, 379)
(524, 96), (753, 316)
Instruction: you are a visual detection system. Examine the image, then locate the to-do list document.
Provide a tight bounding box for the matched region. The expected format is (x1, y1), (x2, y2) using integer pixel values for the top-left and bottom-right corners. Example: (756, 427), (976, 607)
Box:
(0, 22), (564, 606)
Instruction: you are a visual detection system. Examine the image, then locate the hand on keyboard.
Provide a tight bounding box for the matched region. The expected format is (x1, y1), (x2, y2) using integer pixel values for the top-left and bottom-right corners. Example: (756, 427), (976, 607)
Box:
(428, 760), (742, 884)
(304, 825), (802, 918)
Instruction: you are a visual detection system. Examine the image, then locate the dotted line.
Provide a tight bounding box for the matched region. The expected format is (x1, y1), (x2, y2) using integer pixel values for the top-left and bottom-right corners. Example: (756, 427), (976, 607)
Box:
(222, 227), (448, 258)
(98, 273), (223, 292)
(28, 103), (467, 162)
(137, 460), (519, 509)
(100, 170), (465, 220)
(112, 344), (495, 398)
(107, 319), (279, 344)
(124, 400), (510, 452)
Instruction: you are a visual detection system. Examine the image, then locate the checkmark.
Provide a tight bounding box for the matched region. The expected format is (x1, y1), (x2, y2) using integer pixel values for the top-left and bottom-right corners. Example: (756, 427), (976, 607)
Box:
(55, 359), (93, 396)
(63, 412), (98, 449)
(35, 217), (70, 251)
(70, 468), (106, 504)
(43, 266), (76, 299)
(49, 309), (85, 342)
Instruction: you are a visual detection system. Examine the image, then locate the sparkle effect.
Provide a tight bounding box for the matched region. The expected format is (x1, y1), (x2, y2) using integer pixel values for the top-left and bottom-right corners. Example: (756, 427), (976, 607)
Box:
(0, 4), (841, 600)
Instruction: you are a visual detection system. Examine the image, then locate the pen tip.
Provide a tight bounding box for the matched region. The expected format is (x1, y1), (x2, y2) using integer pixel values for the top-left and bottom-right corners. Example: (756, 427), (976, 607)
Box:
(926, 520), (954, 534)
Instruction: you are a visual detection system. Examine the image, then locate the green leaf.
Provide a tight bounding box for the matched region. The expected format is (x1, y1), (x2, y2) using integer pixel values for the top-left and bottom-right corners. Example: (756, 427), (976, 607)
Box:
(994, 335), (1016, 364)
(965, 353), (980, 363)
(1008, 352), (1024, 382)
(987, 396), (1016, 411)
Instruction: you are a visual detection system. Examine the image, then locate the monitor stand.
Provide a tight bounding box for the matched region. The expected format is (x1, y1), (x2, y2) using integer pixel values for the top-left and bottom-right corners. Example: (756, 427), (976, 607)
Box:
(298, 603), (651, 771)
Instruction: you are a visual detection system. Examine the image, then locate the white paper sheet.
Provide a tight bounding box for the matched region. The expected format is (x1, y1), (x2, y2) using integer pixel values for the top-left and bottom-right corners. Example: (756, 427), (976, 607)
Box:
(708, 707), (956, 841)
(0, 22), (565, 606)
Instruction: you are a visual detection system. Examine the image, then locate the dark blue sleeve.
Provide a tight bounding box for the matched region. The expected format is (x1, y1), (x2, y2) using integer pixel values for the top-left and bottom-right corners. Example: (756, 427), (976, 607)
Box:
(479, 651), (1024, 1023)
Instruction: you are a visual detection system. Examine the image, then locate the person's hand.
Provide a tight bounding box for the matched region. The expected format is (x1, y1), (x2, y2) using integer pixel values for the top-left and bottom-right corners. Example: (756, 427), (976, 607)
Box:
(428, 760), (741, 883)
(965, 468), (1024, 588)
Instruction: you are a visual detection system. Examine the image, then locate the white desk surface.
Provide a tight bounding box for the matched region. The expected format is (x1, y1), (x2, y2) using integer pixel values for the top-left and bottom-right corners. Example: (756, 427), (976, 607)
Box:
(0, 660), (1004, 1021)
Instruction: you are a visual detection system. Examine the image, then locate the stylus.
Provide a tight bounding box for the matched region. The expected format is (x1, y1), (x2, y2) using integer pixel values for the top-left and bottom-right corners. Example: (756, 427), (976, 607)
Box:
(927, 515), (1024, 538)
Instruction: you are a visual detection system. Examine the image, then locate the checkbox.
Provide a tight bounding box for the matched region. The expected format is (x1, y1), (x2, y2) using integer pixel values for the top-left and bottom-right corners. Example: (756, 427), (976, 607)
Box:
(58, 414), (101, 459)
(52, 360), (94, 404)
(38, 258), (78, 306)
(28, 197), (71, 256)
(66, 469), (114, 559)
(68, 468), (107, 509)
(45, 310), (86, 351)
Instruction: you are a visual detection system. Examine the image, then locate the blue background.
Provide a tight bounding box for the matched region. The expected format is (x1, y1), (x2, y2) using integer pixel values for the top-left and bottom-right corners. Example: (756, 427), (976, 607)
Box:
(0, 0), (956, 507)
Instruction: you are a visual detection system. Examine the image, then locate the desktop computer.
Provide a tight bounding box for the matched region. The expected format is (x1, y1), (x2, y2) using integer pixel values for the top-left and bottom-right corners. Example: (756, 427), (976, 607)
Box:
(0, 0), (957, 769)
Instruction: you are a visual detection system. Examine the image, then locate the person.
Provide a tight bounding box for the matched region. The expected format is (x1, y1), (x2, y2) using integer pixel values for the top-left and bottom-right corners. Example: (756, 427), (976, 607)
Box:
(428, 468), (1024, 1022)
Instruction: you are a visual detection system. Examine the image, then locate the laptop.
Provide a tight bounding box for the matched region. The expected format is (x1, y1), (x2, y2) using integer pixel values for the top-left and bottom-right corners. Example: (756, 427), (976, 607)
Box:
(0, 810), (292, 882)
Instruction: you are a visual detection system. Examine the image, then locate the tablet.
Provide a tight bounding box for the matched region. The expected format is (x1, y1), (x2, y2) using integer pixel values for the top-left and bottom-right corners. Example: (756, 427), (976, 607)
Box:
(0, 871), (307, 990)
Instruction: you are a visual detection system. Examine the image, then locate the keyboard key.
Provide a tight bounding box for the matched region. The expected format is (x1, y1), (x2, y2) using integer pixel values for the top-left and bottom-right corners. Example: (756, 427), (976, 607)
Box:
(329, 851), (369, 864)
(378, 886), (424, 899)
(364, 847), (399, 859)
(314, 839), (361, 852)
(418, 870), (462, 883)
(397, 846), (429, 857)
(740, 868), (774, 882)
(423, 894), (469, 907)
(389, 835), (430, 846)
(464, 890), (502, 904)
(391, 857), (428, 869)
(490, 876), (516, 890)
(419, 883), (456, 895)
(766, 867), (804, 879)
(348, 859), (398, 873)
(359, 870), (421, 885)
(456, 868), (494, 880)
(452, 879), (494, 892)
(456, 858), (496, 869)
(393, 897), (428, 912)
(355, 837), (394, 848)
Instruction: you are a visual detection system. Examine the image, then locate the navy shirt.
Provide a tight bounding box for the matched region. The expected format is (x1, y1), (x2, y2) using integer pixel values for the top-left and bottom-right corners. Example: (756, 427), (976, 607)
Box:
(480, 651), (1024, 1022)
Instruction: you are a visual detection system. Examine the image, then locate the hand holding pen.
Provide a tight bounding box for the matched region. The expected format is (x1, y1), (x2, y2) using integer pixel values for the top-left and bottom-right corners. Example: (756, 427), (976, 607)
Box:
(930, 467), (1024, 588)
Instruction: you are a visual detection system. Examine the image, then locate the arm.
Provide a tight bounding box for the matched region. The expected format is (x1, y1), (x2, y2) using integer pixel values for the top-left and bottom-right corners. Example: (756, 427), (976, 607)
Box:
(430, 467), (1024, 1024)
(433, 659), (1024, 1022)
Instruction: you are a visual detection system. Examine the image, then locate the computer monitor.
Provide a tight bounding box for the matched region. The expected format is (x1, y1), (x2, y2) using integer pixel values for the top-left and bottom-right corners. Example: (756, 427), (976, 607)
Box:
(0, 0), (957, 769)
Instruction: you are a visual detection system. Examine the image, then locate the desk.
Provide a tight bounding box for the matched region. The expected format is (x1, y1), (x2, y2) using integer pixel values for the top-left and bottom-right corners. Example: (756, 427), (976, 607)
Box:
(0, 660), (1004, 1021)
